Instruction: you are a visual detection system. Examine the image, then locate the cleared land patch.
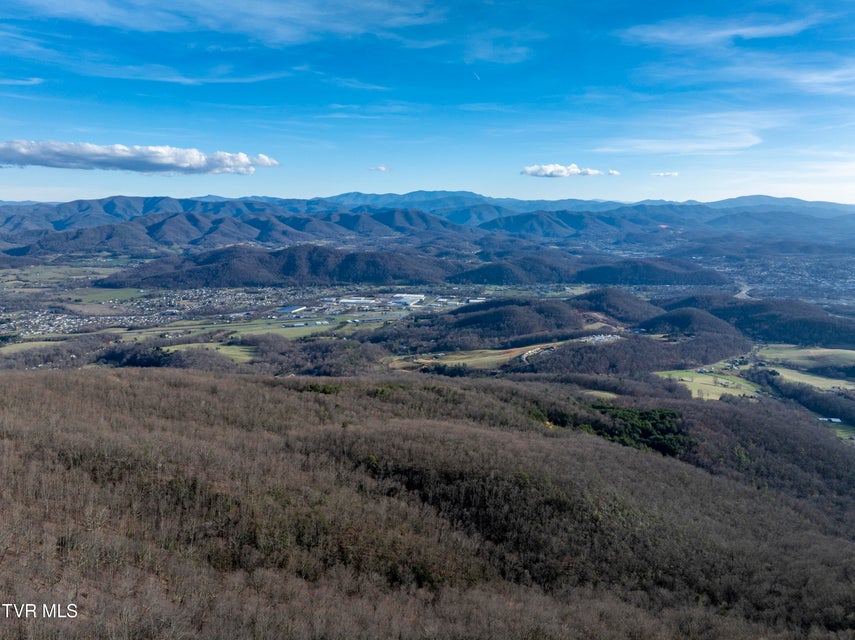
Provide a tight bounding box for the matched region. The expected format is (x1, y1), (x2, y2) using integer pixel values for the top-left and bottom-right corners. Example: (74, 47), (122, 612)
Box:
(759, 343), (855, 370)
(0, 340), (62, 354)
(393, 341), (568, 370)
(0, 265), (121, 287)
(657, 370), (761, 400)
(65, 286), (145, 303)
(164, 343), (257, 363)
(832, 424), (855, 440)
(763, 365), (855, 391)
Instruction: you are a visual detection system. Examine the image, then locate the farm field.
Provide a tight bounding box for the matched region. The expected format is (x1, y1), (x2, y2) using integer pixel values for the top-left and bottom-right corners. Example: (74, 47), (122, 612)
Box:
(656, 369), (761, 400)
(98, 314), (397, 343)
(101, 317), (340, 341)
(832, 423), (855, 440)
(758, 343), (855, 370)
(65, 286), (145, 303)
(764, 365), (855, 390)
(391, 340), (568, 370)
(164, 342), (257, 363)
(0, 264), (122, 288)
(0, 340), (62, 354)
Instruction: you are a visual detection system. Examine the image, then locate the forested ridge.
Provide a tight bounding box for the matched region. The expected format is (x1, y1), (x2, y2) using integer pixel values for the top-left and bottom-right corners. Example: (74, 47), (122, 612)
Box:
(659, 295), (855, 347)
(0, 368), (852, 639)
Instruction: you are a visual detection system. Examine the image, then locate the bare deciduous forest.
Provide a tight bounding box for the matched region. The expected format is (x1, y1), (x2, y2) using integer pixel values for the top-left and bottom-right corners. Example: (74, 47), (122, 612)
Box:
(0, 368), (852, 639)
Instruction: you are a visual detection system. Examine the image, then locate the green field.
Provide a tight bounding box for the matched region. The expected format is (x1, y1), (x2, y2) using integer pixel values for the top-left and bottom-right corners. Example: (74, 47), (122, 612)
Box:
(104, 315), (391, 343)
(765, 365), (855, 390)
(65, 287), (146, 303)
(831, 424), (855, 440)
(164, 343), (257, 363)
(0, 265), (122, 287)
(657, 370), (762, 400)
(0, 340), (62, 354)
(583, 390), (620, 400)
(392, 341), (567, 371)
(759, 343), (855, 370)
(655, 344), (855, 400)
(481, 285), (591, 298)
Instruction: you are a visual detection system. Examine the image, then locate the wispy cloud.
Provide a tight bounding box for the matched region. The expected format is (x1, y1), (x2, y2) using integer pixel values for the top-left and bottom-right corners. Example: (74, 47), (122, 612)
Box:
(0, 140), (279, 174)
(637, 47), (855, 97)
(327, 77), (390, 91)
(369, 165), (390, 172)
(6, 0), (441, 44)
(465, 29), (543, 64)
(0, 77), (43, 85)
(596, 111), (769, 155)
(652, 171), (679, 177)
(623, 14), (822, 49)
(622, 13), (855, 97)
(521, 163), (616, 177)
(726, 55), (855, 96)
(0, 24), (294, 85)
(597, 131), (761, 154)
(79, 63), (292, 85)
(458, 103), (517, 113)
(295, 66), (390, 92)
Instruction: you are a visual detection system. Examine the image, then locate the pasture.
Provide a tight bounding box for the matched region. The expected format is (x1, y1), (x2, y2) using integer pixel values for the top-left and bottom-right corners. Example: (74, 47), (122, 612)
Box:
(656, 370), (761, 400)
(759, 343), (855, 370)
(164, 343), (257, 363)
(392, 341), (568, 371)
(765, 365), (855, 391)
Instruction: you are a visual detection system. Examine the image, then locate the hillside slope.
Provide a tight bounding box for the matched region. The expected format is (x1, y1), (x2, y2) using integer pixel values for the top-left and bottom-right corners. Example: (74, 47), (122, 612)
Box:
(0, 368), (851, 639)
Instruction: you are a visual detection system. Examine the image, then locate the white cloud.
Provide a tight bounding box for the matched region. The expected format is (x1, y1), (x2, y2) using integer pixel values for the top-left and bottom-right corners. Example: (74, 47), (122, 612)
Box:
(521, 163), (613, 177)
(623, 15), (822, 49)
(622, 14), (855, 97)
(607, 169), (621, 176)
(0, 77), (43, 86)
(465, 29), (544, 64)
(329, 77), (390, 91)
(91, 64), (292, 85)
(0, 140), (280, 174)
(252, 153), (279, 168)
(6, 0), (440, 45)
(736, 56), (855, 96)
(652, 171), (679, 177)
(596, 130), (762, 154)
(369, 165), (390, 172)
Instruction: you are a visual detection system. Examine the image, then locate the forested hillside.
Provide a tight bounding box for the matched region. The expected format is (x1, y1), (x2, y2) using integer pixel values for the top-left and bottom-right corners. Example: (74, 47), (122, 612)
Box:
(0, 368), (851, 639)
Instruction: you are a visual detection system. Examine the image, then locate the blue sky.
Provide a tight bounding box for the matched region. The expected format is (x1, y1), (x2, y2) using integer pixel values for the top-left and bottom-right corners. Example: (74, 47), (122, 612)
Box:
(1, 0), (854, 203)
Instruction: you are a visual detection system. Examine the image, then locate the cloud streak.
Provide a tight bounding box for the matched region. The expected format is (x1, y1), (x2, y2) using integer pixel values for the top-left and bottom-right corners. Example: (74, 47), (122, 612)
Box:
(0, 76), (43, 85)
(465, 29), (541, 64)
(0, 140), (279, 174)
(596, 130), (761, 154)
(7, 0), (440, 45)
(652, 171), (679, 177)
(623, 15), (822, 48)
(521, 163), (618, 177)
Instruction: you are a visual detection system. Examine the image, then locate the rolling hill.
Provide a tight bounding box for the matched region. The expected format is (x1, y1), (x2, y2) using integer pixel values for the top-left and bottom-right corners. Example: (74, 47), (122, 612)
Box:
(573, 258), (730, 286)
(4, 192), (855, 260)
(98, 244), (459, 288)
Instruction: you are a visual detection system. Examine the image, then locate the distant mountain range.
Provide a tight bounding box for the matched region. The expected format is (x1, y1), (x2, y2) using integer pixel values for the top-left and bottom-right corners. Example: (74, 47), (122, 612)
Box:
(319, 191), (855, 218)
(2, 191), (855, 270)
